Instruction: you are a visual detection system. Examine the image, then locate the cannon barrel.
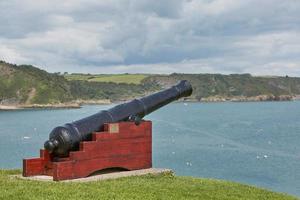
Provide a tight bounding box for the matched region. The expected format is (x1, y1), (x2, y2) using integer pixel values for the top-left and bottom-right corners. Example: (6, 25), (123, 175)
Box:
(44, 80), (193, 157)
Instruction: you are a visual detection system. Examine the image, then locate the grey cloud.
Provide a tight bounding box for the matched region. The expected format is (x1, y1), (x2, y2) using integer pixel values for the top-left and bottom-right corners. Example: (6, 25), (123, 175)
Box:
(129, 0), (183, 18)
(0, 0), (300, 75)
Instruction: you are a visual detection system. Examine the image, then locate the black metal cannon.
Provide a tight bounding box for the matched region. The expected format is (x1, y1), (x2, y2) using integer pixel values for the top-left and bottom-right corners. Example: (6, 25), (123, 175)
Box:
(44, 80), (193, 157)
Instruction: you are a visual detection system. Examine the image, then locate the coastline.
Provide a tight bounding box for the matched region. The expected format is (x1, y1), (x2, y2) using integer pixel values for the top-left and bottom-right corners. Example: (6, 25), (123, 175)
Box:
(185, 94), (300, 102)
(0, 99), (111, 110)
(0, 103), (81, 110)
(1, 95), (299, 110)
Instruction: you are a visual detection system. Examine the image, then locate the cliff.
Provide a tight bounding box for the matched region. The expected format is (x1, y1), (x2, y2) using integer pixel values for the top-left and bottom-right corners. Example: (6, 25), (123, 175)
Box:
(1, 60), (300, 109)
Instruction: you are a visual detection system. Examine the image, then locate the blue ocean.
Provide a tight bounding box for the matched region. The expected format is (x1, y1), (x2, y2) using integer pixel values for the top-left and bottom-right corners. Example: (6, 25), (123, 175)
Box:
(0, 102), (299, 196)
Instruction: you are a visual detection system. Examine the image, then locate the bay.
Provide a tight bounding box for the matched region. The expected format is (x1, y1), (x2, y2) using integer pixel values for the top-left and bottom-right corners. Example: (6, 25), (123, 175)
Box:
(0, 102), (299, 196)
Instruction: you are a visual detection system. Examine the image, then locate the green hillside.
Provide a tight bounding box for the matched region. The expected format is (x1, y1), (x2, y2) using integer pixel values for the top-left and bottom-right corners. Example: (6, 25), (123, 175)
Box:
(0, 61), (158, 105)
(0, 170), (298, 200)
(67, 72), (300, 101)
(144, 73), (300, 100)
(0, 61), (72, 104)
(1, 60), (300, 106)
(69, 80), (158, 101)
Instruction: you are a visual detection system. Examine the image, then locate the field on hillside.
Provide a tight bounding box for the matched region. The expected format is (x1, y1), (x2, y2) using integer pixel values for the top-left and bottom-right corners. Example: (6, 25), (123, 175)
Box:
(0, 170), (298, 200)
(65, 74), (148, 84)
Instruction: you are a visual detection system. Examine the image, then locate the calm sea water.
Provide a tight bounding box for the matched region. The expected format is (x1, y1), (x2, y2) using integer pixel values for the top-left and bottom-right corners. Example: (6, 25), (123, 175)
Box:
(0, 102), (300, 196)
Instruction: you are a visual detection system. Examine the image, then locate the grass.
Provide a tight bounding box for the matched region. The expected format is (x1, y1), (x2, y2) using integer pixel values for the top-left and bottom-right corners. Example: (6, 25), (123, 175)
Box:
(0, 170), (298, 200)
(65, 74), (148, 84)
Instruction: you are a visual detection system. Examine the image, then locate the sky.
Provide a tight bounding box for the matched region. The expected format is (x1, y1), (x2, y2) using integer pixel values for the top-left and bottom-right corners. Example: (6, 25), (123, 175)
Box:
(0, 0), (300, 76)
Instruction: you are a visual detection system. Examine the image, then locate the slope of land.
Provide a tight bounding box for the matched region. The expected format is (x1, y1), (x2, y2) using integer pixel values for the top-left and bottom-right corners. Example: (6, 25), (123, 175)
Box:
(144, 73), (300, 101)
(1, 60), (300, 109)
(65, 73), (149, 84)
(0, 61), (73, 105)
(0, 170), (298, 200)
(0, 61), (158, 107)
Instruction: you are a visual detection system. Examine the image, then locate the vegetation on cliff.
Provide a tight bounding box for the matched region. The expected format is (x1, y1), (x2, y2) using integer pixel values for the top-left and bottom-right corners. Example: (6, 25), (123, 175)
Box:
(69, 80), (158, 102)
(145, 73), (300, 101)
(0, 61), (72, 105)
(1, 60), (300, 106)
(0, 61), (158, 105)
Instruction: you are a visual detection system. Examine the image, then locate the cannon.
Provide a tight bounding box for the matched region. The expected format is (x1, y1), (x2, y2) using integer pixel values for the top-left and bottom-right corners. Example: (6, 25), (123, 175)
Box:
(44, 80), (193, 157)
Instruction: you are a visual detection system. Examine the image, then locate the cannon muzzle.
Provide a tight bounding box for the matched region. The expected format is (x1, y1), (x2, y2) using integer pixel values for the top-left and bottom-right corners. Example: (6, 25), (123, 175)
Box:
(44, 80), (193, 157)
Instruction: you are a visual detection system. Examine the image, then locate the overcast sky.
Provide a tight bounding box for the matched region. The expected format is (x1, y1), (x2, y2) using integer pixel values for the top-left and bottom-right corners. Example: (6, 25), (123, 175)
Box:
(0, 0), (300, 75)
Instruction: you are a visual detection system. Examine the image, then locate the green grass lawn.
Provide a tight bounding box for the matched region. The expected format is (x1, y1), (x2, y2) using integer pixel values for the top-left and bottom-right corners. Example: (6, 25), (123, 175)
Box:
(0, 170), (298, 200)
(65, 74), (148, 84)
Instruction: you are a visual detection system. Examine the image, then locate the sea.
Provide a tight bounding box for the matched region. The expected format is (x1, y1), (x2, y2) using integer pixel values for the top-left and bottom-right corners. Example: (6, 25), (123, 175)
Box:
(0, 101), (299, 197)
